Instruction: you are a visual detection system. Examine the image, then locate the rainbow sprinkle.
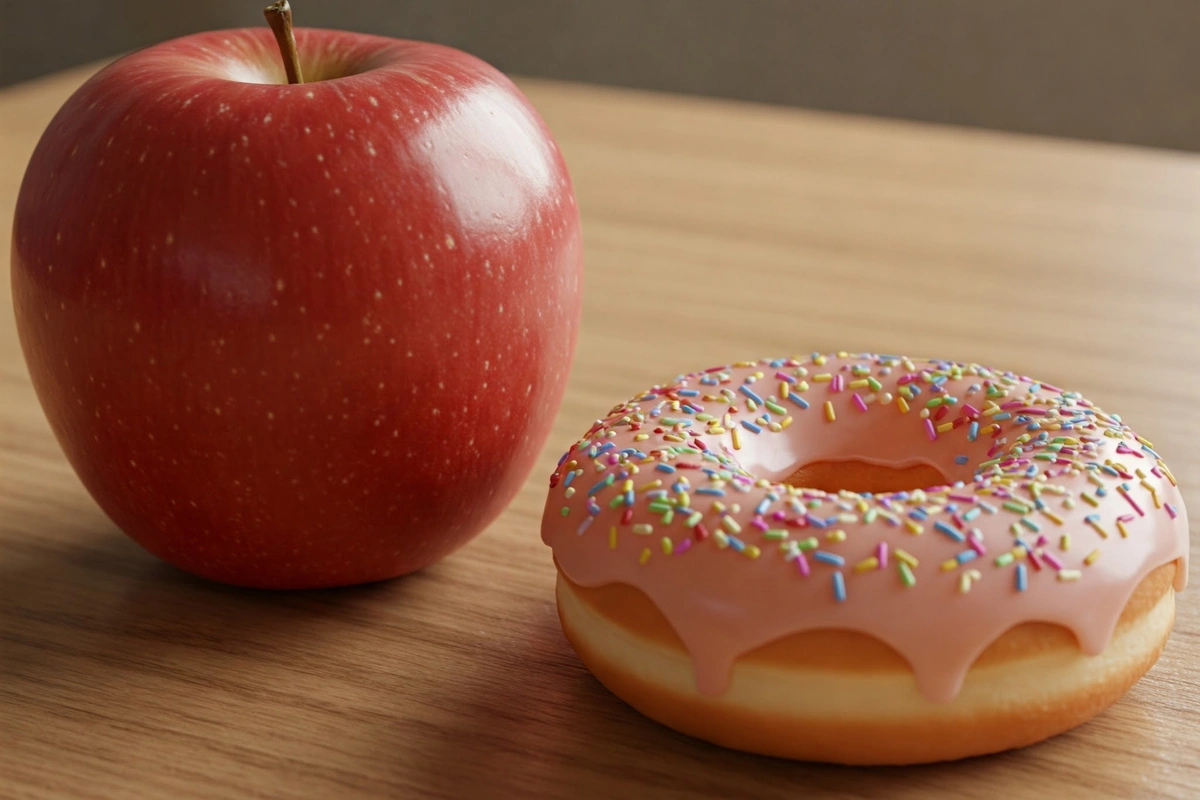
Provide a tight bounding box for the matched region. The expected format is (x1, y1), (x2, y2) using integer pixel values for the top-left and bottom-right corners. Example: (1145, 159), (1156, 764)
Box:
(547, 353), (1182, 608)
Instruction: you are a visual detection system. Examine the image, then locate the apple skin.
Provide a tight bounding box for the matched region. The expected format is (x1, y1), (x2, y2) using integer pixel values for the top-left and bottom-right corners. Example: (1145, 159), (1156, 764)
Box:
(11, 28), (582, 588)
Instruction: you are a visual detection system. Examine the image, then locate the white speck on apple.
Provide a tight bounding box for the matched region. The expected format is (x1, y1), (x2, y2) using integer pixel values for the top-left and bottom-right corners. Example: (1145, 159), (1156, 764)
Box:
(262, 114), (272, 124)
(368, 96), (379, 107)
(444, 234), (455, 249)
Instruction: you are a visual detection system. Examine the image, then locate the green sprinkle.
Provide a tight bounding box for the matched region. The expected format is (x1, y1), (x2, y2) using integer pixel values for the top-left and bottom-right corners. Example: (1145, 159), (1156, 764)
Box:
(686, 511), (704, 527)
(765, 399), (787, 415)
(995, 552), (1015, 567)
(561, 507), (570, 517)
(763, 529), (789, 540)
(798, 536), (819, 551)
(867, 377), (882, 392)
(1003, 501), (1032, 514)
(898, 561), (916, 587)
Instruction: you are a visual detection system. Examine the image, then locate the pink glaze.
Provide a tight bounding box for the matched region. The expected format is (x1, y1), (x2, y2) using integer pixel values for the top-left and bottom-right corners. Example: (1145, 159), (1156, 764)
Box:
(541, 353), (1190, 703)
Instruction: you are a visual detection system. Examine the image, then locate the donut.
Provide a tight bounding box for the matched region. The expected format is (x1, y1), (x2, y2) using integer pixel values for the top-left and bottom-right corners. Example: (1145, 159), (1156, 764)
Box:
(541, 352), (1189, 764)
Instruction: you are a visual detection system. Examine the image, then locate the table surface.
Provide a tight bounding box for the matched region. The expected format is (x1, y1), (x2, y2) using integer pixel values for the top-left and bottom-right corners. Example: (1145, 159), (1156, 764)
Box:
(2, 63), (1198, 800)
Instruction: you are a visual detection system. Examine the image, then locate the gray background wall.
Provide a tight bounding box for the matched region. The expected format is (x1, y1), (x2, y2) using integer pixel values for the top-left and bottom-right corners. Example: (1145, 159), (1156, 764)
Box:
(3, 1), (1199, 152)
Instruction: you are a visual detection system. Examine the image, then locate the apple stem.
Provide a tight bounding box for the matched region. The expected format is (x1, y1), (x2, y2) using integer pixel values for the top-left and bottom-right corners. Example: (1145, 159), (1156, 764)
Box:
(264, 0), (304, 85)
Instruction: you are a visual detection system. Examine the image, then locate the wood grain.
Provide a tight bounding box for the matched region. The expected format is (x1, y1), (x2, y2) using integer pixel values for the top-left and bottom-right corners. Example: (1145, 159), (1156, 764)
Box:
(2, 63), (1198, 800)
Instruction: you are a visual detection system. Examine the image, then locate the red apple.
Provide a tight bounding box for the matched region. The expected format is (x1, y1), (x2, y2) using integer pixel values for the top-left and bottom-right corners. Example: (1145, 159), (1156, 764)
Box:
(11, 18), (582, 588)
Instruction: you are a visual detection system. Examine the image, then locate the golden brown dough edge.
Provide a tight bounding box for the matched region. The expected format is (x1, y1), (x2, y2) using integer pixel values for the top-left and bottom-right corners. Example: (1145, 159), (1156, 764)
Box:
(556, 561), (1177, 764)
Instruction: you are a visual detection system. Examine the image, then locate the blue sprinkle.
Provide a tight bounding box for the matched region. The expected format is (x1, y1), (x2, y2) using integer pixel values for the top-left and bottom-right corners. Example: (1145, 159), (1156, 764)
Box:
(788, 392), (810, 409)
(934, 520), (965, 542)
(833, 572), (847, 603)
(955, 455), (969, 465)
(814, 551), (846, 567)
(564, 470), (577, 487)
(806, 514), (827, 529)
(738, 385), (764, 404)
(1101, 465), (1120, 476)
(909, 384), (922, 396)
(1096, 486), (1108, 496)
(656, 464), (676, 474)
(588, 476), (614, 496)
(727, 536), (746, 553)
(696, 488), (725, 497)
(678, 389), (699, 397)
(956, 549), (978, 564)
(624, 490), (635, 506)
(577, 517), (593, 535)
(994, 412), (1012, 421)
(1015, 563), (1028, 592)
(741, 420), (763, 434)
(755, 498), (772, 515)
(968, 421), (979, 441)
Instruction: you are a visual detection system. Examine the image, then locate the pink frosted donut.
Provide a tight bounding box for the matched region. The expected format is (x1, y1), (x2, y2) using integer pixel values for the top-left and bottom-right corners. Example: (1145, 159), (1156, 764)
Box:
(542, 352), (1189, 764)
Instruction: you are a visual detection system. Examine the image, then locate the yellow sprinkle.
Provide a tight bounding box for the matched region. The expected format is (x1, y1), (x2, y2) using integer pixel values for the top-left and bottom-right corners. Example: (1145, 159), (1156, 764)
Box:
(848, 379), (869, 389)
(813, 355), (827, 366)
(1041, 509), (1064, 525)
(1084, 549), (1101, 566)
(661, 537), (673, 555)
(609, 526), (617, 549)
(1137, 435), (1155, 448)
(897, 396), (910, 414)
(904, 519), (923, 535)
(1087, 473), (1105, 488)
(1135, 468), (1147, 479)
(1085, 518), (1110, 539)
(713, 531), (730, 548)
(638, 480), (662, 492)
(779, 381), (790, 400)
(894, 549), (919, 568)
(633, 433), (649, 441)
(826, 529), (847, 543)
(663, 433), (685, 442)
(780, 416), (793, 429)
(731, 427), (742, 450)
(1057, 569), (1082, 582)
(1059, 534), (1070, 551)
(936, 422), (954, 433)
(638, 548), (651, 565)
(744, 545), (761, 559)
(795, 380), (810, 391)
(1116, 519), (1130, 538)
(824, 401), (836, 422)
(813, 373), (833, 383)
(855, 556), (880, 573)
(622, 479), (634, 493)
(678, 491), (690, 508)
(1010, 546), (1026, 560)
(940, 558), (958, 572)
(957, 573), (973, 593)
(1080, 492), (1099, 507)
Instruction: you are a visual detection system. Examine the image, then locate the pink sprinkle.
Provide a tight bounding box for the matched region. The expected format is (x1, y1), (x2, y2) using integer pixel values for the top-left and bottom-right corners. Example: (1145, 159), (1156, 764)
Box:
(1151, 467), (1164, 478)
(795, 551), (810, 576)
(962, 404), (980, 417)
(1000, 401), (1024, 410)
(1041, 383), (1062, 392)
(674, 538), (693, 555)
(877, 541), (889, 568)
(705, 365), (727, 373)
(775, 371), (796, 383)
(1167, 504), (1178, 519)
(1117, 514), (1136, 523)
(949, 494), (976, 503)
(831, 374), (845, 393)
(1121, 491), (1144, 516)
(607, 454), (620, 464)
(897, 374), (917, 386)
(924, 419), (937, 441)
(751, 515), (769, 531)
(1041, 551), (1064, 570)
(1036, 534), (1048, 547)
(1055, 458), (1073, 466)
(772, 510), (787, 521)
(852, 393), (869, 412)
(968, 536), (986, 556)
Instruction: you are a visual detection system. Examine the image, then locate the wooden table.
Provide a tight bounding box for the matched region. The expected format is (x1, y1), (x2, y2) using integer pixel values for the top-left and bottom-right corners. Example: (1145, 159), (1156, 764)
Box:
(2, 63), (1198, 800)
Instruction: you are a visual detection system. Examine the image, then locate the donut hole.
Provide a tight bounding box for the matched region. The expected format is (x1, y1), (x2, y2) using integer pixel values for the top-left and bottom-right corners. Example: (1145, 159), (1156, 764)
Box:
(781, 459), (950, 495)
